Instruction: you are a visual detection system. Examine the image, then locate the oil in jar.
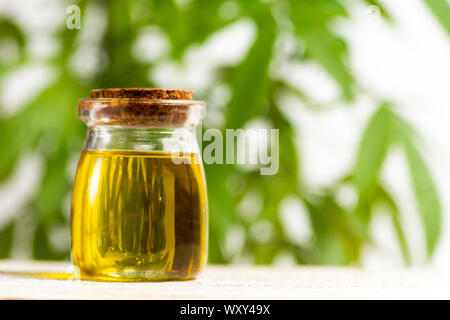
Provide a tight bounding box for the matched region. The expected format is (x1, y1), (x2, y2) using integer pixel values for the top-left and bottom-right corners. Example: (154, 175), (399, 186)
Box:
(71, 150), (207, 281)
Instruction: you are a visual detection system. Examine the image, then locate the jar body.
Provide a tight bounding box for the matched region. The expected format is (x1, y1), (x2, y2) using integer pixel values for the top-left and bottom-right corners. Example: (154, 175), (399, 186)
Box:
(71, 126), (208, 281)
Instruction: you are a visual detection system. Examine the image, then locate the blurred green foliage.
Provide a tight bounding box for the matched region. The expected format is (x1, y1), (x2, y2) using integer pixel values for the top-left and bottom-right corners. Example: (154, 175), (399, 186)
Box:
(0, 0), (448, 265)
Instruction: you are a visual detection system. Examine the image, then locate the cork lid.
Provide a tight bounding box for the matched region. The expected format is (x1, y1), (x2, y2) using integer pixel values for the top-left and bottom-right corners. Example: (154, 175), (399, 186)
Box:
(78, 88), (204, 127)
(90, 88), (194, 100)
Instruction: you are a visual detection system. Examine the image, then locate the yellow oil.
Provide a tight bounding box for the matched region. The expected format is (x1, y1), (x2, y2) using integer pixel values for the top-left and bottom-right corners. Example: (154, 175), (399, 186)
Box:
(71, 150), (207, 281)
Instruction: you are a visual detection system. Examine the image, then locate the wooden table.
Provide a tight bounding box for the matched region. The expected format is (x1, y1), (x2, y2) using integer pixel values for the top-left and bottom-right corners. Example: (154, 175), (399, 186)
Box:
(0, 260), (448, 299)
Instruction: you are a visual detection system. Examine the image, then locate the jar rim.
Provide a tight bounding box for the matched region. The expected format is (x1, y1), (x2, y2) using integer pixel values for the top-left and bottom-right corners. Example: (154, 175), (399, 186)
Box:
(89, 88), (194, 100)
(78, 98), (205, 105)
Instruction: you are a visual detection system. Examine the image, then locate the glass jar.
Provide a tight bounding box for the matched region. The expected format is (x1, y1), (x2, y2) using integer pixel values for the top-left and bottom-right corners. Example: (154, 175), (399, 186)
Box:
(71, 88), (208, 281)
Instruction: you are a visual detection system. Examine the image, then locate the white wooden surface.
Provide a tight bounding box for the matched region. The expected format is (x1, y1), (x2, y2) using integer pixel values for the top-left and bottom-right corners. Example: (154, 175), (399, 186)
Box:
(0, 260), (449, 299)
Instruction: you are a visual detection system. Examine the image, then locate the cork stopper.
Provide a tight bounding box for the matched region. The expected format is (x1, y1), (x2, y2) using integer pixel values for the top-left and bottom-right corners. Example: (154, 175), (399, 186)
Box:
(78, 88), (204, 127)
(90, 88), (194, 100)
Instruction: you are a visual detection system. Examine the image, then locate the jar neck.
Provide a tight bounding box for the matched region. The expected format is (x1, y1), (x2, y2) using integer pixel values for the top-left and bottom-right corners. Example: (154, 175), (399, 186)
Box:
(84, 126), (200, 154)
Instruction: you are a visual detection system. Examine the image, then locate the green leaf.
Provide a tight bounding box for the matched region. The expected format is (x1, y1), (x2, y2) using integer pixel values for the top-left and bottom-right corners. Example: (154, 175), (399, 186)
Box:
(0, 221), (15, 258)
(364, 0), (393, 21)
(268, 93), (300, 186)
(354, 105), (392, 192)
(226, 7), (277, 128)
(0, 18), (26, 74)
(290, 1), (353, 100)
(424, 0), (450, 37)
(0, 120), (21, 181)
(153, 0), (237, 59)
(376, 185), (411, 265)
(32, 221), (65, 260)
(403, 137), (441, 257)
(391, 210), (412, 265)
(302, 30), (353, 100)
(99, 1), (149, 87)
(0, 19), (25, 48)
(204, 164), (235, 263)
